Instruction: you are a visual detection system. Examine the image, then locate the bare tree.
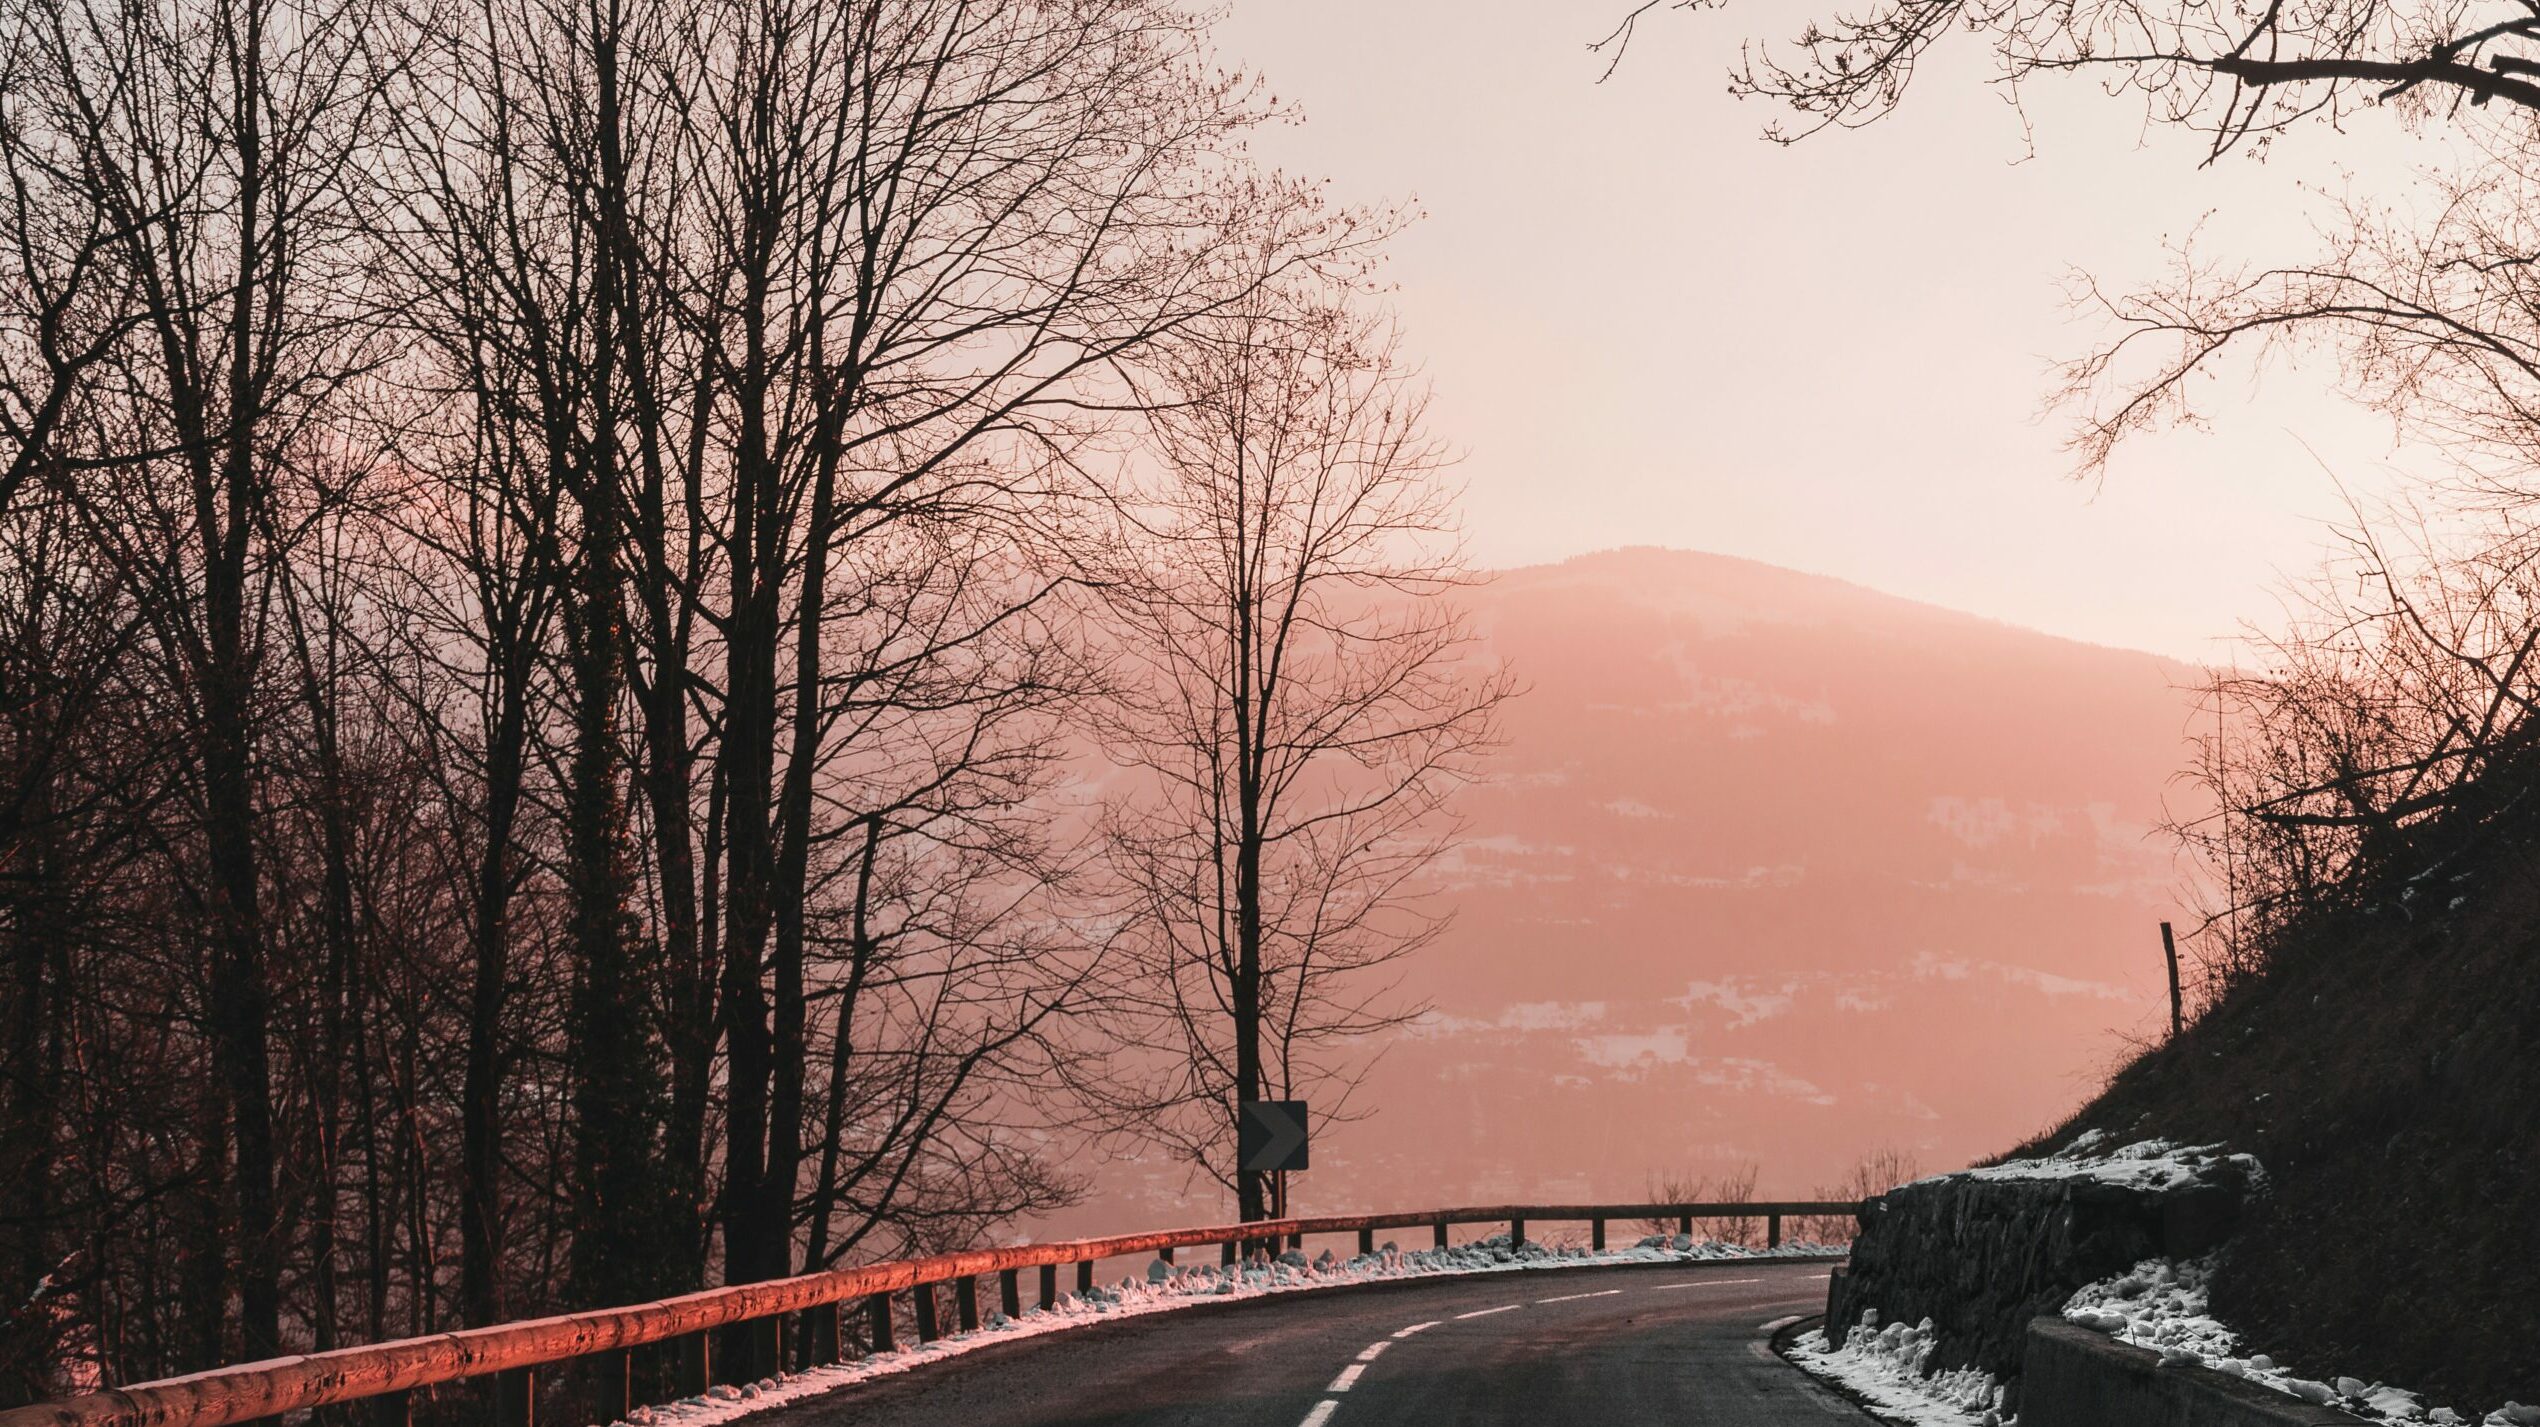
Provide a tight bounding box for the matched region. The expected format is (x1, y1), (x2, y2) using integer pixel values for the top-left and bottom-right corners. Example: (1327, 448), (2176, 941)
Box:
(1099, 271), (1510, 1223)
(2027, 125), (2540, 994)
(6, 0), (394, 1363)
(1601, 0), (2540, 155)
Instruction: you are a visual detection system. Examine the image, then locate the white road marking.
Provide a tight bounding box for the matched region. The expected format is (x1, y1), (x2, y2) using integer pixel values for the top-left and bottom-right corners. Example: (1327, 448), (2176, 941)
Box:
(1535, 1289), (1621, 1304)
(1758, 1314), (1806, 1333)
(1392, 1321), (1440, 1338)
(1327, 1364), (1365, 1393)
(1299, 1401), (1339, 1427)
(1454, 1303), (1522, 1320)
(1355, 1341), (1390, 1362)
(1648, 1277), (1762, 1291)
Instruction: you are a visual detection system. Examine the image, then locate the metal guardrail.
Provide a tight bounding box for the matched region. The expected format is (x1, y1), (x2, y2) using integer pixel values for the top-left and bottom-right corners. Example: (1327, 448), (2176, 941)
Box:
(0, 1200), (1862, 1427)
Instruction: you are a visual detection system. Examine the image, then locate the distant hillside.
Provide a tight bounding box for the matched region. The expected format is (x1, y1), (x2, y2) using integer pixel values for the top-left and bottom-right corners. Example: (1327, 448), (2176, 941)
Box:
(1073, 546), (2207, 1226)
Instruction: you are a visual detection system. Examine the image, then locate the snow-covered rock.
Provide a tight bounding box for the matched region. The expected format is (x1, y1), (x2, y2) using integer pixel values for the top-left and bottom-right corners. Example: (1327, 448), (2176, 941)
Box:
(2057, 1254), (2519, 1423)
(1786, 1311), (2009, 1426)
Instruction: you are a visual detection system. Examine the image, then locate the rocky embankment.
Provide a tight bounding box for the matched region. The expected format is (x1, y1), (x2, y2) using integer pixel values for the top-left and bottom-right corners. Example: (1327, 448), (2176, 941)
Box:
(1826, 1136), (2260, 1383)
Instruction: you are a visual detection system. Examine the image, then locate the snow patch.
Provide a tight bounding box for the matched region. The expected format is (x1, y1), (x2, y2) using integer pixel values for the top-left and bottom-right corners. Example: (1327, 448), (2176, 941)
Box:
(1937, 1135), (2260, 1194)
(2062, 1256), (2530, 1425)
(1674, 979), (1797, 1028)
(1787, 1311), (2009, 1426)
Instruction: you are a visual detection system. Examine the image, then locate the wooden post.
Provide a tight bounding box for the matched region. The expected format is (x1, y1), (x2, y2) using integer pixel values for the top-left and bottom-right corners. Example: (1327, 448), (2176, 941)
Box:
(594, 1349), (632, 1423)
(675, 1333), (711, 1397)
(1221, 1240), (1237, 1266)
(867, 1294), (896, 1354)
(999, 1269), (1021, 1320)
(1591, 1218), (1605, 1252)
(494, 1367), (534, 1427)
(1040, 1263), (1059, 1308)
(1677, 1212), (1691, 1236)
(1769, 1212), (1783, 1249)
(1159, 1245), (1175, 1265)
(1356, 1227), (1374, 1257)
(914, 1283), (941, 1343)
(748, 1316), (780, 1382)
(1432, 1220), (1448, 1250)
(804, 1303), (841, 1368)
(955, 1276), (980, 1333)
(1077, 1260), (1094, 1295)
(2161, 921), (2184, 1037)
(370, 1390), (412, 1427)
(1510, 1217), (1526, 1249)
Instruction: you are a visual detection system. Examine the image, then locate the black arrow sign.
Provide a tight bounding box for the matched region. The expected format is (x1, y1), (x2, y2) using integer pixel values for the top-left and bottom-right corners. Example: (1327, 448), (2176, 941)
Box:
(1238, 1100), (1309, 1173)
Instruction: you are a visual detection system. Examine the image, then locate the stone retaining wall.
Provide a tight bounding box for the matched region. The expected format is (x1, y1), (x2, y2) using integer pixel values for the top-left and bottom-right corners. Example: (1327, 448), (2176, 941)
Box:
(1827, 1162), (2251, 1383)
(2022, 1318), (2366, 1427)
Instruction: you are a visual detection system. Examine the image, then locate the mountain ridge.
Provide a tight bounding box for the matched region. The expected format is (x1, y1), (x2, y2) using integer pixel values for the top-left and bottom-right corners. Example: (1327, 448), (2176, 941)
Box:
(1486, 545), (2207, 669)
(1049, 542), (2208, 1235)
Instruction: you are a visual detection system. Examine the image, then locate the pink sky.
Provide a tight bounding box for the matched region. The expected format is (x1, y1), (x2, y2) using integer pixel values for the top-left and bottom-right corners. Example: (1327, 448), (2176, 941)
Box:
(1218, 0), (2461, 660)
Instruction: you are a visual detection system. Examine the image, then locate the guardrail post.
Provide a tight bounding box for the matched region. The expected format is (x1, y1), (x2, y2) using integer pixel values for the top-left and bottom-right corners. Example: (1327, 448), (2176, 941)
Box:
(1077, 1260), (1094, 1295)
(1287, 1231), (1303, 1254)
(1159, 1245), (1174, 1266)
(1356, 1228), (1373, 1257)
(804, 1302), (841, 1369)
(914, 1283), (941, 1342)
(1040, 1263), (1058, 1308)
(748, 1315), (780, 1381)
(1432, 1220), (1448, 1250)
(1510, 1217), (1526, 1249)
(494, 1366), (534, 1427)
(956, 1276), (980, 1332)
(1678, 1212), (1692, 1236)
(595, 1347), (632, 1422)
(675, 1332), (711, 1397)
(371, 1389), (412, 1427)
(867, 1293), (896, 1353)
(1769, 1212), (1783, 1249)
(1220, 1240), (1236, 1266)
(1591, 1217), (1605, 1251)
(999, 1269), (1021, 1320)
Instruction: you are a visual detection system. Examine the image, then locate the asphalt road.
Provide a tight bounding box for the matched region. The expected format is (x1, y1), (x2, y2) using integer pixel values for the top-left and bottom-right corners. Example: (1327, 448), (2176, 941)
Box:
(750, 1258), (1875, 1427)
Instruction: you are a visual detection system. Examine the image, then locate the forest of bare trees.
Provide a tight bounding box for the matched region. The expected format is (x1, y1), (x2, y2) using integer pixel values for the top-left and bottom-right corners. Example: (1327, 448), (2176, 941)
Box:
(0, 0), (1502, 1402)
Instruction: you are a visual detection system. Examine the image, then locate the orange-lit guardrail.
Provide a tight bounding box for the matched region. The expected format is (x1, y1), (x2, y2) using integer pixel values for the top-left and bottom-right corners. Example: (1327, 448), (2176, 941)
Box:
(0, 1201), (1861, 1427)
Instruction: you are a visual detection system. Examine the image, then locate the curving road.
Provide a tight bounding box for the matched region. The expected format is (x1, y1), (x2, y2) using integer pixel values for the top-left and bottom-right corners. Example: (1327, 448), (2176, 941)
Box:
(749, 1258), (1873, 1427)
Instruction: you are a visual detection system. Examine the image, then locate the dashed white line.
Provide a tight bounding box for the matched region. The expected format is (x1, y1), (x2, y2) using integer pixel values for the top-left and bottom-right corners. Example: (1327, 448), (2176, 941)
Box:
(1355, 1341), (1391, 1362)
(1648, 1277), (1763, 1291)
(1327, 1364), (1365, 1393)
(1298, 1401), (1339, 1427)
(1454, 1303), (1521, 1320)
(1392, 1320), (1440, 1338)
(1535, 1289), (1621, 1304)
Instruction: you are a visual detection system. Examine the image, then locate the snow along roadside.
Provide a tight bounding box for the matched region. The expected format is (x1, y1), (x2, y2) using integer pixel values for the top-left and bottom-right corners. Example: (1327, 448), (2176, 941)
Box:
(1786, 1254), (2540, 1427)
(604, 1233), (1842, 1427)
(2062, 1256), (2540, 1426)
(1785, 1316), (2011, 1427)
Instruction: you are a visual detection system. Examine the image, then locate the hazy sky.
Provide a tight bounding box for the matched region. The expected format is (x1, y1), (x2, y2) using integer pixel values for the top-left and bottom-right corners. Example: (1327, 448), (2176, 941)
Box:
(1216, 0), (2454, 660)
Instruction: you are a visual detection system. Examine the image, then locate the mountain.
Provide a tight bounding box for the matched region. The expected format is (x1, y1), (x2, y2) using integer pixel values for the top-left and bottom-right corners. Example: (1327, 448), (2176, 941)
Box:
(1071, 546), (2205, 1227)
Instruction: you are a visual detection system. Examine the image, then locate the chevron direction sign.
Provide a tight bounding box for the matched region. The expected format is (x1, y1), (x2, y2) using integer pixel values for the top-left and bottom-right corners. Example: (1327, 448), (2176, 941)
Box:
(1238, 1099), (1309, 1173)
